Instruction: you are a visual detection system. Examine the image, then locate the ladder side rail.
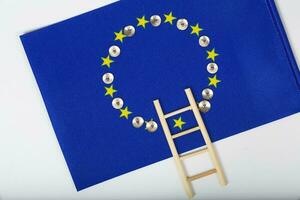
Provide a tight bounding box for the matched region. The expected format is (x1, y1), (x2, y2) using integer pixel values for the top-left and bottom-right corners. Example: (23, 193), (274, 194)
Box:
(184, 88), (227, 186)
(153, 100), (194, 198)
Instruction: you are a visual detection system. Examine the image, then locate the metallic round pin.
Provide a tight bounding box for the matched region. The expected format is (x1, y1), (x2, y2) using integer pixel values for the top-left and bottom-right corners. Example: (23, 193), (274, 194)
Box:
(145, 120), (158, 133)
(177, 19), (188, 31)
(112, 98), (124, 109)
(102, 73), (114, 84)
(150, 15), (162, 27)
(109, 45), (120, 57)
(123, 25), (135, 37)
(207, 63), (218, 74)
(132, 116), (144, 128)
(199, 36), (210, 47)
(202, 88), (214, 100)
(198, 100), (211, 113)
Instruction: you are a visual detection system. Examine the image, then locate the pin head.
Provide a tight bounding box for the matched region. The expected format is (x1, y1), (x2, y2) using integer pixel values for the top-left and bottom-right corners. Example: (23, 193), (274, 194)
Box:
(123, 25), (135, 37)
(207, 63), (218, 74)
(177, 19), (188, 31)
(150, 15), (161, 27)
(202, 88), (214, 100)
(199, 36), (210, 47)
(109, 45), (120, 57)
(132, 116), (144, 128)
(198, 100), (211, 113)
(112, 98), (124, 109)
(102, 73), (114, 84)
(145, 120), (158, 133)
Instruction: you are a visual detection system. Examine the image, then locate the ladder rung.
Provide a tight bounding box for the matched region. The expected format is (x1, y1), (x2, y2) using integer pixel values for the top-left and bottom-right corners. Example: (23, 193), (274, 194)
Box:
(180, 147), (208, 160)
(187, 169), (217, 182)
(172, 127), (200, 139)
(164, 106), (191, 119)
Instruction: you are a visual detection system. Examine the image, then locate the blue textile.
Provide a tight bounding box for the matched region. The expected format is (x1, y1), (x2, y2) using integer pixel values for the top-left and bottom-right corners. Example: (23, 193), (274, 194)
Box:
(21, 0), (300, 191)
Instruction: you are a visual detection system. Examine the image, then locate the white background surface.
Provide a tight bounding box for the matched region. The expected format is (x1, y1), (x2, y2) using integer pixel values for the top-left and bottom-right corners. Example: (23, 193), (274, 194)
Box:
(0, 0), (300, 199)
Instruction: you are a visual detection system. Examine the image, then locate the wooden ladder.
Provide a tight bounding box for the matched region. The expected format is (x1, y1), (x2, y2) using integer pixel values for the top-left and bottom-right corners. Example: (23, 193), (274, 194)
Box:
(153, 88), (227, 198)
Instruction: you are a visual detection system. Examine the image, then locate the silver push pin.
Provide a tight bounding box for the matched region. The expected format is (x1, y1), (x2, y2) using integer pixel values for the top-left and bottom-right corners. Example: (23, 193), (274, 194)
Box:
(202, 88), (214, 100)
(177, 19), (188, 31)
(150, 15), (162, 27)
(207, 63), (218, 74)
(123, 25), (135, 37)
(199, 36), (210, 47)
(112, 98), (124, 109)
(132, 116), (145, 128)
(102, 73), (114, 84)
(145, 120), (158, 133)
(198, 100), (211, 113)
(109, 45), (121, 57)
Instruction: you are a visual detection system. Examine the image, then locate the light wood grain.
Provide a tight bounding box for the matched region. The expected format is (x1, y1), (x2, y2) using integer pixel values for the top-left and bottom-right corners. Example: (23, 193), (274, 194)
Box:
(187, 169), (217, 182)
(164, 106), (191, 119)
(172, 127), (200, 139)
(153, 88), (228, 198)
(185, 88), (227, 186)
(153, 100), (194, 198)
(180, 147), (208, 160)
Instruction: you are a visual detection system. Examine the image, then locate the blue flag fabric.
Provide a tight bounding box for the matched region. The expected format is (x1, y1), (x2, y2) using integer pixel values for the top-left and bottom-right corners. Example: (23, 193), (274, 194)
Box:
(21, 0), (300, 191)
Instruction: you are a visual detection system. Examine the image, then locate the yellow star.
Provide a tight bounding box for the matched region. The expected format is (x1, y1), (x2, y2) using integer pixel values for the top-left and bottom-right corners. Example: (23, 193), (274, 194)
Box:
(137, 16), (149, 28)
(173, 117), (186, 130)
(164, 12), (176, 25)
(120, 106), (132, 119)
(101, 55), (114, 68)
(208, 75), (221, 88)
(190, 23), (203, 37)
(104, 85), (117, 97)
(207, 48), (219, 61)
(114, 30), (126, 43)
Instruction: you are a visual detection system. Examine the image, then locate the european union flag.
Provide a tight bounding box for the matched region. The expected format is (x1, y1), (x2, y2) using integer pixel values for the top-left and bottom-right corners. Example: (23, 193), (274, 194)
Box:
(21, 0), (300, 191)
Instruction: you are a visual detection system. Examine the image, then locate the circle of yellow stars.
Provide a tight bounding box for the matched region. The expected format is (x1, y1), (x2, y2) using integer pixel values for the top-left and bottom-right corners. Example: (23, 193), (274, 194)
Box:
(101, 12), (222, 130)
